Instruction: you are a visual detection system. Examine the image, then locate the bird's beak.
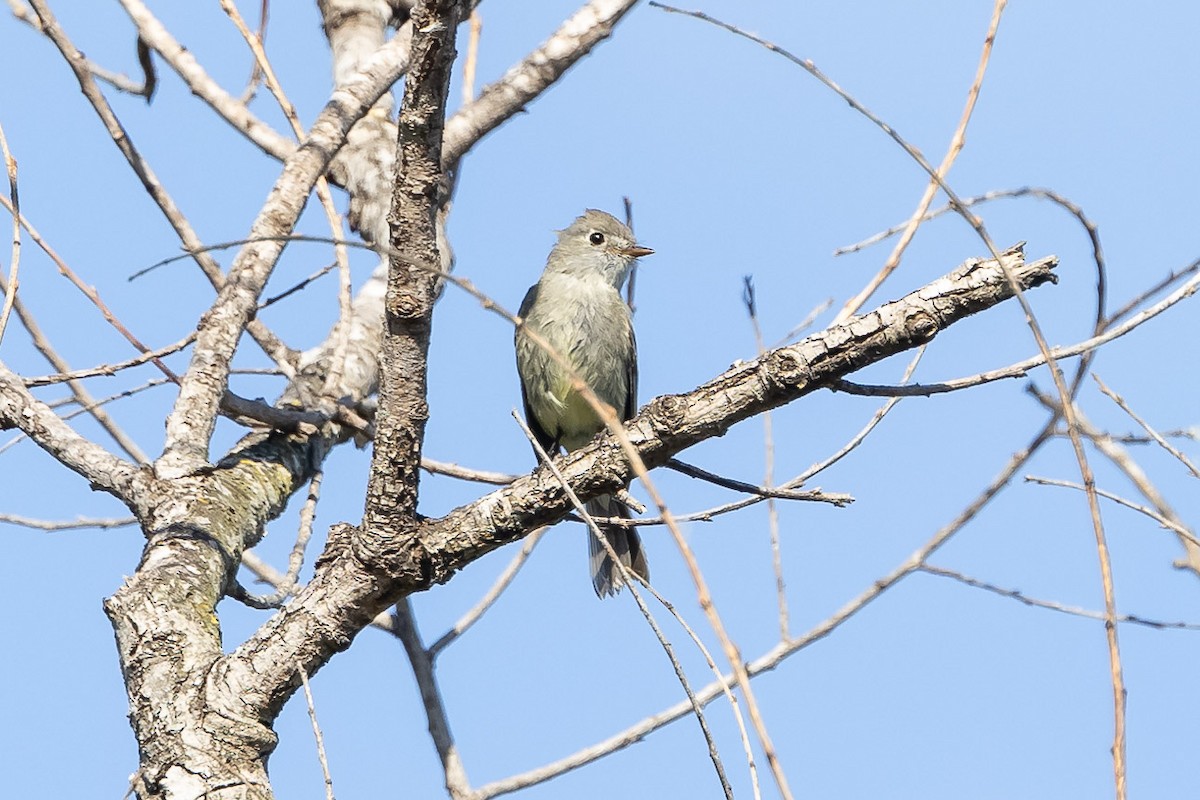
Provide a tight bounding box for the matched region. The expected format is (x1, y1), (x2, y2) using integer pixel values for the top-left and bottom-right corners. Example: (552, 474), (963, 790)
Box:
(616, 245), (654, 258)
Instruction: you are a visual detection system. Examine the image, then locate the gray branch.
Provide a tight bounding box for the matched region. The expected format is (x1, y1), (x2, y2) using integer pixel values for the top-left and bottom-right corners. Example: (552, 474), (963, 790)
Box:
(0, 363), (141, 501)
(225, 246), (1058, 727)
(442, 0), (642, 169)
(155, 20), (425, 477)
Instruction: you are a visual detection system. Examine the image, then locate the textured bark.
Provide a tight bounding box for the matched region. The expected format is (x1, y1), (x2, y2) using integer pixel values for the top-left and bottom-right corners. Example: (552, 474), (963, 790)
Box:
(155, 17), (433, 479)
(0, 364), (143, 499)
(104, 430), (325, 799)
(219, 247), (1059, 723)
(363, 0), (464, 531)
(9, 4), (1064, 797)
(423, 248), (1061, 575)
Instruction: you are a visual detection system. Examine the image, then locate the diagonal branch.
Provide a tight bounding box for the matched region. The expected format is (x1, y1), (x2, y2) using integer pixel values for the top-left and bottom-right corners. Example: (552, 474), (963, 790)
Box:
(26, 0), (296, 379)
(442, 0), (643, 169)
(153, 10), (437, 477)
(0, 362), (140, 500)
(222, 245), (1058, 723)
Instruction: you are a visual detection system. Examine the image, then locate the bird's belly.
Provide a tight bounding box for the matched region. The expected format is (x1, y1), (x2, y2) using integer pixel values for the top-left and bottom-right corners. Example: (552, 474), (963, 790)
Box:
(530, 372), (605, 452)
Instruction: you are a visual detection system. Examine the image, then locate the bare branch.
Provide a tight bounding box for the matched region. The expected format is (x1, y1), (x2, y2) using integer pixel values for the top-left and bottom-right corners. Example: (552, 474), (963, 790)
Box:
(0, 363), (140, 500)
(665, 458), (852, 506)
(831, 258), (1200, 399)
(428, 527), (546, 657)
(421, 457), (518, 485)
(394, 600), (472, 799)
(473, 417), (1061, 799)
(511, 411), (737, 800)
(151, 4), (436, 476)
(920, 564), (1200, 631)
(1025, 475), (1200, 550)
(1094, 375), (1200, 479)
(360, 0), (463, 532)
(297, 664), (337, 800)
(442, 0), (642, 168)
(0, 512), (137, 531)
(20, 330), (195, 387)
(1030, 386), (1200, 578)
(223, 244), (1058, 740)
(832, 0), (1008, 322)
(116, 0), (294, 159)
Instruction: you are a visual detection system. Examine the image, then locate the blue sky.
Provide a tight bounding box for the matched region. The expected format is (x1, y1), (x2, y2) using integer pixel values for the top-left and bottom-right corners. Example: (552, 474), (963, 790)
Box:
(3, 2), (1200, 798)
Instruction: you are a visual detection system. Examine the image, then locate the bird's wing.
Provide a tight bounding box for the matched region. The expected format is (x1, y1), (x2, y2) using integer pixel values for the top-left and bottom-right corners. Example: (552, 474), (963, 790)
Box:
(624, 315), (638, 423)
(516, 283), (559, 454)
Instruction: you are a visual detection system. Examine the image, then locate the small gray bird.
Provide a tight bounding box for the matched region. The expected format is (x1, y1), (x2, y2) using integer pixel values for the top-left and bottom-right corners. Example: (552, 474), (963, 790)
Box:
(515, 209), (653, 597)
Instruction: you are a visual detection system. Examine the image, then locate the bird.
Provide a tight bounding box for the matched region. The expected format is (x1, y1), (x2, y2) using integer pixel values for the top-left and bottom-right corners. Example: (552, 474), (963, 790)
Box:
(514, 209), (653, 597)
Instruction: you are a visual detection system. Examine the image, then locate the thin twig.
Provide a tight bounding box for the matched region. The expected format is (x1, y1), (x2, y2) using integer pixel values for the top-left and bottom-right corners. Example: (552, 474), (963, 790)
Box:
(474, 417), (1060, 800)
(1025, 475), (1200, 551)
(461, 9), (482, 105)
(260, 261), (338, 309)
(394, 600), (472, 799)
(832, 0), (1008, 322)
(421, 458), (518, 485)
(0, 121), (20, 345)
(251, 471), (325, 606)
(0, 513), (137, 531)
(1030, 386), (1200, 577)
(773, 298), (832, 348)
(21, 331), (196, 387)
(511, 412), (737, 800)
(920, 564), (1200, 630)
(549, 390), (795, 797)
(836, 187), (1101, 259)
(744, 275), (788, 638)
(1109, 428), (1200, 445)
(0, 377), (171, 457)
(297, 664), (336, 800)
(428, 527), (546, 657)
(237, 0), (269, 104)
(1094, 375), (1200, 480)
(665, 458), (851, 505)
(633, 582), (761, 800)
(1105, 258), (1200, 327)
(240, 551), (399, 634)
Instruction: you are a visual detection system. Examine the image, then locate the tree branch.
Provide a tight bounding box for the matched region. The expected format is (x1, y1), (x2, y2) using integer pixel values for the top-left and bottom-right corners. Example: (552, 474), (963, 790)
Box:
(154, 9), (432, 477)
(224, 245), (1058, 723)
(363, 0), (463, 529)
(0, 362), (141, 500)
(442, 0), (642, 169)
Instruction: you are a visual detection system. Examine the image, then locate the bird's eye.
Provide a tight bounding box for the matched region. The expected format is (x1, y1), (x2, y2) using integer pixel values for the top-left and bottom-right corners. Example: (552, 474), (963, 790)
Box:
(589, 231), (605, 246)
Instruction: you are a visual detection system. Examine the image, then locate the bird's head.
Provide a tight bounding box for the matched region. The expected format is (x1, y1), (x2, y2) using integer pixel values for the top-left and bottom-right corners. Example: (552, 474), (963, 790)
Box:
(546, 209), (653, 289)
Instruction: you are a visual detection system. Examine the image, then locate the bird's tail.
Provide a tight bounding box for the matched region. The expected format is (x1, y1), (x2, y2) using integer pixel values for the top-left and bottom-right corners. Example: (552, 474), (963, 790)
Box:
(587, 493), (649, 598)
